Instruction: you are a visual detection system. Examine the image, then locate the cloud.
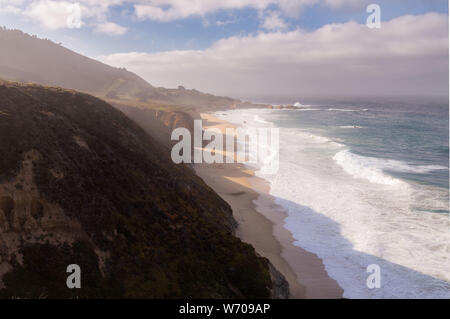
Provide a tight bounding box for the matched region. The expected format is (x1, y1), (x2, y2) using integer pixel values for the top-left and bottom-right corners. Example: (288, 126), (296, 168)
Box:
(323, 0), (369, 10)
(1, 0), (127, 34)
(100, 13), (449, 97)
(134, 0), (270, 22)
(133, 0), (370, 22)
(260, 11), (288, 31)
(216, 18), (237, 26)
(1, 0), (374, 31)
(0, 4), (21, 14)
(277, 0), (319, 18)
(24, 0), (77, 29)
(94, 22), (127, 35)
(0, 0), (26, 7)
(133, 0), (323, 22)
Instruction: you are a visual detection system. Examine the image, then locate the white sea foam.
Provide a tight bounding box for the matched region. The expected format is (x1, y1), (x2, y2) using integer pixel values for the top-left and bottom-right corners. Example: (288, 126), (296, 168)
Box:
(328, 108), (368, 112)
(294, 102), (306, 108)
(294, 131), (344, 148)
(333, 150), (448, 186)
(253, 114), (270, 124)
(328, 108), (359, 112)
(333, 150), (405, 186)
(339, 125), (363, 129)
(293, 102), (321, 109)
(215, 108), (450, 298)
(296, 108), (321, 111)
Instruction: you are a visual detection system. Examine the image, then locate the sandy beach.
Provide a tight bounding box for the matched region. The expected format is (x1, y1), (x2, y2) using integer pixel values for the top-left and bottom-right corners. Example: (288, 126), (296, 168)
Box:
(195, 113), (343, 299)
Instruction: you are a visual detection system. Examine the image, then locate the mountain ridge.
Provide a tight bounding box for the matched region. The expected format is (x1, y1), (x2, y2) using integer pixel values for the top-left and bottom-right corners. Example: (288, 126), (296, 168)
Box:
(0, 27), (242, 108)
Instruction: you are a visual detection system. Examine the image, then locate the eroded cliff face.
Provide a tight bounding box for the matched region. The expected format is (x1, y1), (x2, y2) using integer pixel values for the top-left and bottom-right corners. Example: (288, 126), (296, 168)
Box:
(112, 104), (191, 148)
(0, 81), (277, 298)
(155, 110), (194, 135)
(0, 150), (111, 290)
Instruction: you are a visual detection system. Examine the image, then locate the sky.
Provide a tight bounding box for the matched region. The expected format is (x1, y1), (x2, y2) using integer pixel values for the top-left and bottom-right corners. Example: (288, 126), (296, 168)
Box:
(0, 0), (448, 99)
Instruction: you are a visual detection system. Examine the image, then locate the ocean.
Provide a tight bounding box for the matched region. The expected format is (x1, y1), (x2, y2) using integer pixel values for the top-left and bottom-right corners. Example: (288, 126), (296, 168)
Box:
(214, 96), (450, 298)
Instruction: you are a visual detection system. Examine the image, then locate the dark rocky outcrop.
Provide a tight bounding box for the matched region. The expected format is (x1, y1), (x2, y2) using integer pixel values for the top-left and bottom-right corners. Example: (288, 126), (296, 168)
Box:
(268, 262), (290, 299)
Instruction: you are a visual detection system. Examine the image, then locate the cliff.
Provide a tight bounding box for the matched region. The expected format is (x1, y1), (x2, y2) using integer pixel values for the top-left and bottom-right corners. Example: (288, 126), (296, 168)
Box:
(0, 80), (279, 298)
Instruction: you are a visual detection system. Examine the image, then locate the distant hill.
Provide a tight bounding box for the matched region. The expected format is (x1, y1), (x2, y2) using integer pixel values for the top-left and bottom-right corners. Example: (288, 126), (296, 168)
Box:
(0, 28), (261, 151)
(0, 28), (240, 108)
(0, 80), (285, 298)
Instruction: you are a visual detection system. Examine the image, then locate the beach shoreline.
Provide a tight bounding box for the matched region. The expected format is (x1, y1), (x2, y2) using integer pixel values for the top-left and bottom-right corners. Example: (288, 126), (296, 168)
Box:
(195, 113), (343, 299)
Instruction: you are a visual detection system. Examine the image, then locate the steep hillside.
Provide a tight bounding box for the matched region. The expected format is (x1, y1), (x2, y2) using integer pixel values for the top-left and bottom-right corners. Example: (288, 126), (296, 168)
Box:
(0, 80), (283, 298)
(0, 28), (242, 108)
(113, 101), (195, 149)
(0, 28), (165, 99)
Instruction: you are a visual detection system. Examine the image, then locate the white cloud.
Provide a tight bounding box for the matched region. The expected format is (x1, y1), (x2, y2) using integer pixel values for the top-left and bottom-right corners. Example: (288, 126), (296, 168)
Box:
(24, 0), (76, 29)
(1, 0), (375, 31)
(133, 0), (323, 21)
(0, 0), (26, 6)
(133, 0), (369, 22)
(134, 0), (270, 21)
(94, 22), (127, 35)
(261, 11), (288, 31)
(100, 13), (449, 97)
(1, 0), (127, 34)
(323, 0), (369, 10)
(0, 5), (20, 14)
(0, 0), (24, 13)
(216, 18), (237, 26)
